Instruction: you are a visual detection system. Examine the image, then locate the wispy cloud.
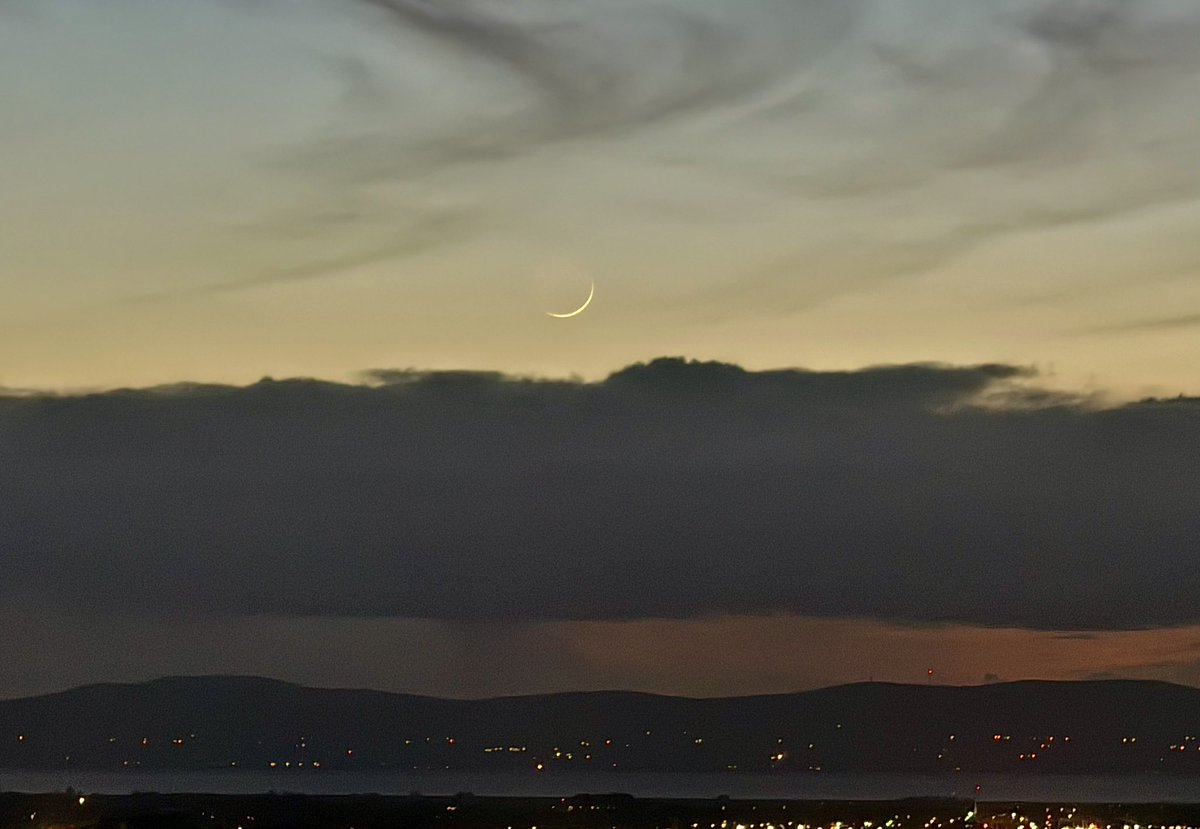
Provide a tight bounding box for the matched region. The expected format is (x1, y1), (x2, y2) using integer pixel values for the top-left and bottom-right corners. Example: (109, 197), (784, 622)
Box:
(252, 0), (1200, 300)
(4, 0), (1200, 391)
(1076, 313), (1200, 337)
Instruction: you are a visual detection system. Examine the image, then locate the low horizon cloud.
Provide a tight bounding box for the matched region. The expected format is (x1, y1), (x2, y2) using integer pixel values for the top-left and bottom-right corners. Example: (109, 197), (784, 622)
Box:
(3, 357), (1198, 631)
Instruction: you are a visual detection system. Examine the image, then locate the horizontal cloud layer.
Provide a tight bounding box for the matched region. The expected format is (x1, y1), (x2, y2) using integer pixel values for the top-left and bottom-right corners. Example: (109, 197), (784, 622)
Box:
(2, 358), (1198, 629)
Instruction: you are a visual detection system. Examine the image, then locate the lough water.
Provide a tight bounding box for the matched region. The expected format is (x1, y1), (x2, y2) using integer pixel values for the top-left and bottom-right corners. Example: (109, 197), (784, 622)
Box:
(2, 771), (1200, 802)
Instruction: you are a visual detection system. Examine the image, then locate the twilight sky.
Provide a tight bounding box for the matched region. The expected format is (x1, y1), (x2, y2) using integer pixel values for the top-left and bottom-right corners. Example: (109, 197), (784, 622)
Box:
(2, 0), (1200, 700)
(4, 0), (1200, 393)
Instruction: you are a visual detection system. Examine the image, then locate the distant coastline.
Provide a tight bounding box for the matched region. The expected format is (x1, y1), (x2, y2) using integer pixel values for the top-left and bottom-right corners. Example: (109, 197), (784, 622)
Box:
(5, 677), (1200, 779)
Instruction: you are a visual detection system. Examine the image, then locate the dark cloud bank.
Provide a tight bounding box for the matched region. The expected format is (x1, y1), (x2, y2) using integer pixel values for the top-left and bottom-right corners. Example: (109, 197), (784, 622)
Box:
(2, 358), (1198, 630)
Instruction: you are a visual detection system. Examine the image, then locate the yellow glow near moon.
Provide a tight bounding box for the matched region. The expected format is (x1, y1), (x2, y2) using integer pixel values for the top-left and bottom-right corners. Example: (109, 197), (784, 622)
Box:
(546, 281), (595, 319)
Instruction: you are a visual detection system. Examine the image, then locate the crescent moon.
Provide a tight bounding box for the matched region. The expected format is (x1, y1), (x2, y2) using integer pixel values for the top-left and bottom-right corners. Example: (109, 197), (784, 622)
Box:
(546, 281), (595, 319)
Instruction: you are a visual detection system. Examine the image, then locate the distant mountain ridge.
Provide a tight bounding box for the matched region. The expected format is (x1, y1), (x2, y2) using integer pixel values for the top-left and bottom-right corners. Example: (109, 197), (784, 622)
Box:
(3, 676), (1200, 774)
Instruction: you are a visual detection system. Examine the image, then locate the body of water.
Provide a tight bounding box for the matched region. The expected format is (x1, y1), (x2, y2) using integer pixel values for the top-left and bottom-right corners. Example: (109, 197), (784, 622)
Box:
(2, 770), (1200, 802)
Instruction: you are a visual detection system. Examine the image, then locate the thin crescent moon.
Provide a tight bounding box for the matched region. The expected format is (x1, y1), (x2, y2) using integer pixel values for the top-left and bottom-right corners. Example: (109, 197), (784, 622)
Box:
(546, 281), (595, 319)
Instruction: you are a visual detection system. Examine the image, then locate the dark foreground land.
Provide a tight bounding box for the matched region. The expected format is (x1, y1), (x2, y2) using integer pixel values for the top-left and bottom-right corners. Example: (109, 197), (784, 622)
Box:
(7, 792), (1200, 829)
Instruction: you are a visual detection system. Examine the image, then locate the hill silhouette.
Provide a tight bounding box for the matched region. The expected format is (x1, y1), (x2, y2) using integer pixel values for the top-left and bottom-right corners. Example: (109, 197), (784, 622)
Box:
(3, 677), (1200, 773)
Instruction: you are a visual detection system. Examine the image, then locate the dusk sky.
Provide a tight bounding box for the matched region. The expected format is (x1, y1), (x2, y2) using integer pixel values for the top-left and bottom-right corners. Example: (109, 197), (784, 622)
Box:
(3, 0), (1200, 701)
